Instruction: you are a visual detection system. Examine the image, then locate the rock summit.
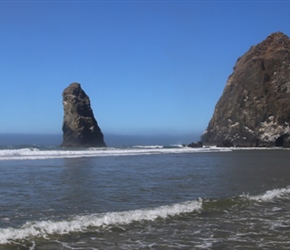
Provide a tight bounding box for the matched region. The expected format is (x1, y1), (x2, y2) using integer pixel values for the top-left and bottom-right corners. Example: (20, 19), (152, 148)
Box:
(201, 32), (290, 147)
(61, 83), (106, 147)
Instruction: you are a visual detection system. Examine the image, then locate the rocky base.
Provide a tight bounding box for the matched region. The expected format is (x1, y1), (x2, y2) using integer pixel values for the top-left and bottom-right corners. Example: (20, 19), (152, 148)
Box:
(187, 141), (203, 148)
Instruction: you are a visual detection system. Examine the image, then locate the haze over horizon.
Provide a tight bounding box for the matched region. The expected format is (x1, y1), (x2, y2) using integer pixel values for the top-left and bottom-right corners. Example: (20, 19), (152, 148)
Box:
(0, 132), (201, 147)
(1, 1), (289, 138)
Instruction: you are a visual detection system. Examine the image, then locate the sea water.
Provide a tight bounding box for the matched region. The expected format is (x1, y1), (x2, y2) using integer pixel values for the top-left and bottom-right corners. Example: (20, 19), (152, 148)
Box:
(0, 138), (290, 249)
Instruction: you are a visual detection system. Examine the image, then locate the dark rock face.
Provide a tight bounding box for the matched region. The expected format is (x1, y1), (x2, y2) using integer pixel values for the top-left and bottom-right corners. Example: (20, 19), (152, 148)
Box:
(201, 32), (290, 147)
(61, 83), (106, 147)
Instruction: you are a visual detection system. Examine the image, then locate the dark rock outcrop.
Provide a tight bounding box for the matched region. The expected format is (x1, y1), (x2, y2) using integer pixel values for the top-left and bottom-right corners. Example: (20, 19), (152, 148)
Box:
(201, 32), (290, 147)
(187, 141), (203, 148)
(61, 83), (106, 147)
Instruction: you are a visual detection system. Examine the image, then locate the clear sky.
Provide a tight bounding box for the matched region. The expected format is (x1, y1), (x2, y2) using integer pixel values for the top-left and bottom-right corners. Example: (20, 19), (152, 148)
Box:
(1, 0), (289, 138)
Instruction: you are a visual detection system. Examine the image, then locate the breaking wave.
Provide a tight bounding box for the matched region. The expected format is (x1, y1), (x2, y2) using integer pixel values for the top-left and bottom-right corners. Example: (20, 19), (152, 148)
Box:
(1, 186), (290, 244)
(0, 200), (202, 244)
(0, 146), (232, 161)
(242, 186), (290, 202)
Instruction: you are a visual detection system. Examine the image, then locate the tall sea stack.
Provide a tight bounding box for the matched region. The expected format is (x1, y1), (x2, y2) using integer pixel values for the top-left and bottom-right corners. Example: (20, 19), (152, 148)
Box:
(201, 32), (290, 147)
(61, 82), (106, 147)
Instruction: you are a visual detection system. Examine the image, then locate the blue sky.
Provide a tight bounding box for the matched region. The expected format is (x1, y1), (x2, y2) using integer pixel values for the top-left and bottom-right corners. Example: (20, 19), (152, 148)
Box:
(1, 1), (289, 138)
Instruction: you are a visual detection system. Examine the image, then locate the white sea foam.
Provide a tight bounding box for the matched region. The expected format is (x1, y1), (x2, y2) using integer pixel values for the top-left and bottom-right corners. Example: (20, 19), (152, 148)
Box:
(132, 145), (164, 149)
(0, 200), (202, 244)
(0, 146), (232, 161)
(242, 186), (290, 202)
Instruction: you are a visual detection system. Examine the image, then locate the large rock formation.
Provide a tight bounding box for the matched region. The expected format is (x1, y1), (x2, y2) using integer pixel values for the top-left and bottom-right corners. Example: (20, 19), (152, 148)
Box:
(201, 32), (290, 147)
(61, 83), (106, 147)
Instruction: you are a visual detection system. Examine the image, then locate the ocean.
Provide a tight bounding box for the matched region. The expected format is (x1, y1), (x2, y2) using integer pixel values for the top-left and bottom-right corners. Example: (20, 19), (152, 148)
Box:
(0, 135), (290, 249)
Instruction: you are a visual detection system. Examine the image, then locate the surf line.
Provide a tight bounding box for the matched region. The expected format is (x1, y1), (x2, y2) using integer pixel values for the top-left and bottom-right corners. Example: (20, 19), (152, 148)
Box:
(0, 200), (202, 244)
